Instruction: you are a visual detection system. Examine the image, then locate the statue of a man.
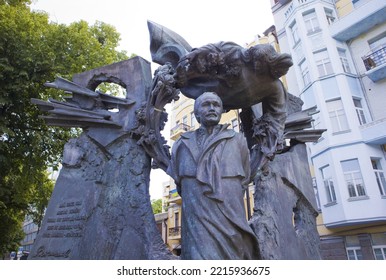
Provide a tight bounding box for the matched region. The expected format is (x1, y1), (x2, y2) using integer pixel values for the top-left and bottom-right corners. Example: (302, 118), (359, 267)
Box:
(167, 92), (260, 259)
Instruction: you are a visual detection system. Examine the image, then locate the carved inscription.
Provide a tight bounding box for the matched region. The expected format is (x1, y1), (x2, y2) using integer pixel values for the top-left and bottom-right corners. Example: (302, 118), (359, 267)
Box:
(33, 246), (71, 258)
(43, 200), (85, 238)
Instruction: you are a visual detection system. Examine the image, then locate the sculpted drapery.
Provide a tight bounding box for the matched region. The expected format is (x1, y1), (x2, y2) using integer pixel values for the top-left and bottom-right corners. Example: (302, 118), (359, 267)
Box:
(168, 122), (260, 259)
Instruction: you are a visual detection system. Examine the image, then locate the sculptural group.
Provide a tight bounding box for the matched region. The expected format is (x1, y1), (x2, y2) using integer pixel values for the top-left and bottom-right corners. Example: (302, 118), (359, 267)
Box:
(29, 21), (324, 260)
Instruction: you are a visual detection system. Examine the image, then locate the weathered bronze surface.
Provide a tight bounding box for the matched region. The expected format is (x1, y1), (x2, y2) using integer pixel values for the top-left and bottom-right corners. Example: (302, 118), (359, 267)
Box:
(30, 58), (175, 260)
(149, 21), (324, 260)
(30, 20), (325, 260)
(168, 92), (260, 259)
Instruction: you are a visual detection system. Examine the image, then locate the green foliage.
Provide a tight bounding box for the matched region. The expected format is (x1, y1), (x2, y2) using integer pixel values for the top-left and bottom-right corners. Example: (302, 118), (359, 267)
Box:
(151, 199), (163, 214)
(0, 2), (129, 255)
(0, 0), (31, 6)
(27, 170), (54, 231)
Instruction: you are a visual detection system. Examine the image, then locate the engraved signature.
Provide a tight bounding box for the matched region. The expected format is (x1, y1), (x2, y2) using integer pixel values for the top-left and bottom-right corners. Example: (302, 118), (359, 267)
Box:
(33, 246), (71, 258)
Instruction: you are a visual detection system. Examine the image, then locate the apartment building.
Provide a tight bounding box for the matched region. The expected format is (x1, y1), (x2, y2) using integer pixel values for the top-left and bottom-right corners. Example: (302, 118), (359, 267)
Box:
(270, 0), (386, 259)
(19, 216), (39, 254)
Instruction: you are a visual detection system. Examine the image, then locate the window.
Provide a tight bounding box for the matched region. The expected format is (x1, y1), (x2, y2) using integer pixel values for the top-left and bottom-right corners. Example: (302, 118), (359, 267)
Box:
(299, 59), (311, 87)
(369, 33), (386, 52)
(315, 50), (333, 77)
(326, 99), (349, 133)
(303, 10), (320, 34)
(352, 0), (361, 6)
(190, 112), (196, 128)
(311, 111), (321, 129)
(290, 21), (300, 45)
(339, 49), (352, 73)
(174, 212), (179, 227)
(231, 118), (239, 132)
(363, 33), (386, 70)
(341, 159), (366, 198)
(312, 177), (322, 210)
(182, 115), (188, 125)
(173, 121), (180, 134)
(372, 159), (386, 196)
(353, 98), (367, 125)
(373, 246), (386, 260)
(347, 247), (363, 260)
(321, 165), (336, 203)
(367, 33), (386, 69)
(324, 9), (335, 25)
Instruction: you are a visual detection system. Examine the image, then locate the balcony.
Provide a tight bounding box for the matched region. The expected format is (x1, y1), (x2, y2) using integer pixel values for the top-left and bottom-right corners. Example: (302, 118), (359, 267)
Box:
(330, 0), (386, 42)
(170, 123), (192, 141)
(168, 195), (182, 205)
(168, 188), (182, 205)
(362, 46), (386, 82)
(169, 226), (181, 239)
(360, 117), (386, 145)
(277, 0), (291, 4)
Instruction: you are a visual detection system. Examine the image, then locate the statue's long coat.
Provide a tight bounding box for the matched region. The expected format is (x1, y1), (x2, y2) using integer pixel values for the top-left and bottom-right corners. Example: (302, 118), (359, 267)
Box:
(168, 125), (260, 259)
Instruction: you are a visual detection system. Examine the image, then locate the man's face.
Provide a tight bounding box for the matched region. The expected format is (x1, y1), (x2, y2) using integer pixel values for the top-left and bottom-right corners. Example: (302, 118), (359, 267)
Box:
(196, 93), (223, 127)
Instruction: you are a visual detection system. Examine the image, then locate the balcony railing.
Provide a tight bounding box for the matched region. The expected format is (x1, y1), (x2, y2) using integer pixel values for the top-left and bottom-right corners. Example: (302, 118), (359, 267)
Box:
(169, 226), (181, 237)
(363, 46), (386, 71)
(362, 46), (386, 82)
(170, 123), (193, 140)
(171, 123), (191, 135)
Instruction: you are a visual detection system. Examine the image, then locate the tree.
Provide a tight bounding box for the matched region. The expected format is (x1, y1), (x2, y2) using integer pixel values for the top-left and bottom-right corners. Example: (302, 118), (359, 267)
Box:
(0, 0), (31, 6)
(27, 171), (55, 232)
(151, 199), (163, 214)
(0, 1), (129, 256)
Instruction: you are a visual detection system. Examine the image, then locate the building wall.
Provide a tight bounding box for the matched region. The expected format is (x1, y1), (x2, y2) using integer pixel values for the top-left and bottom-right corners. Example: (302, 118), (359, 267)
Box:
(20, 216), (39, 253)
(349, 21), (386, 120)
(334, 0), (353, 17)
(271, 0), (386, 259)
(313, 142), (386, 226)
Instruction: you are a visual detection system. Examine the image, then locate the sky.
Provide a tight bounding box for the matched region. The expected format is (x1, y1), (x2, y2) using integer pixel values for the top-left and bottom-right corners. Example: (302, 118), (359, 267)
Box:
(30, 0), (275, 199)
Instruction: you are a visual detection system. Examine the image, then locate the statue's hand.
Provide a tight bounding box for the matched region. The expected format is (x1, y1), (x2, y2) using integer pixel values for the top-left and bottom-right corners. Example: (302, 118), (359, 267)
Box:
(174, 58), (189, 87)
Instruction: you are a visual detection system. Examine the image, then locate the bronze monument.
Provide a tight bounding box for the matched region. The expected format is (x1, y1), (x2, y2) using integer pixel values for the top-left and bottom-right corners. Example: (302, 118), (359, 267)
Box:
(29, 21), (325, 260)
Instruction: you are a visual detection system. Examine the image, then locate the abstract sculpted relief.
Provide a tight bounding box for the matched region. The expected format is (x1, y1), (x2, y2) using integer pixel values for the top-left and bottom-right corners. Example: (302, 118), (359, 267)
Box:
(30, 21), (324, 260)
